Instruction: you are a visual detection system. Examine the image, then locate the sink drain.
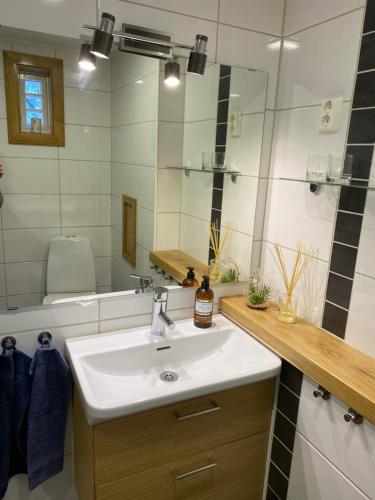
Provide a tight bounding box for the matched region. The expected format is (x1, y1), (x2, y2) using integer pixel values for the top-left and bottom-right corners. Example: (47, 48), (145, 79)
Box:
(160, 370), (179, 382)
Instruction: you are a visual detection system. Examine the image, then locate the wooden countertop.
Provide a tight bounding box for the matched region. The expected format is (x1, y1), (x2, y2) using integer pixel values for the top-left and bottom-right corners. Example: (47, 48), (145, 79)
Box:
(220, 295), (375, 425)
(149, 250), (209, 285)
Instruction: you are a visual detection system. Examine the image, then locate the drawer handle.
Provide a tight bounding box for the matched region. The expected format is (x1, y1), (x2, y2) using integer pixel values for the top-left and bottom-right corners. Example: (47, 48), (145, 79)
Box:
(172, 457), (217, 480)
(175, 401), (221, 421)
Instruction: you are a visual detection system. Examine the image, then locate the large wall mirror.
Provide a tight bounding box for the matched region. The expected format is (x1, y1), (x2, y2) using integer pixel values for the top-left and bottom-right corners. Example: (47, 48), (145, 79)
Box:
(0, 27), (268, 311)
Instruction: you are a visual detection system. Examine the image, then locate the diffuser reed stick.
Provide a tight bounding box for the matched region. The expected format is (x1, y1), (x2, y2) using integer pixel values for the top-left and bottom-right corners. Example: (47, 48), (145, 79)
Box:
(272, 242), (315, 322)
(207, 221), (233, 281)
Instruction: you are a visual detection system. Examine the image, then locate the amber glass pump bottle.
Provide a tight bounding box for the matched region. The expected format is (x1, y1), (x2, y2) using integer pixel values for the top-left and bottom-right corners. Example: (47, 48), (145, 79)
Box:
(194, 275), (214, 328)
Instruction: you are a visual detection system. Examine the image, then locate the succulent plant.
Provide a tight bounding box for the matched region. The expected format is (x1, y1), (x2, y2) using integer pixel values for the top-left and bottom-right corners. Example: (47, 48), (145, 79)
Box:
(248, 283), (272, 306)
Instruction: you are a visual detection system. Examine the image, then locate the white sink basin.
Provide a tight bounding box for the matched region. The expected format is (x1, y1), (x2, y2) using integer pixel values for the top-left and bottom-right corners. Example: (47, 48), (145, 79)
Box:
(65, 314), (281, 424)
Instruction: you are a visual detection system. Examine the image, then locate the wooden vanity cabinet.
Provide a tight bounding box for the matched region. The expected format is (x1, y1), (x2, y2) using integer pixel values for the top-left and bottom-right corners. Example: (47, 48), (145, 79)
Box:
(73, 378), (276, 500)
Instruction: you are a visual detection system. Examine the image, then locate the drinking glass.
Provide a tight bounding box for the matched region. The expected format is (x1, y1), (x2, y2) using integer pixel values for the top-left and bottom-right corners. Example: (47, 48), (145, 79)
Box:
(306, 154), (328, 182)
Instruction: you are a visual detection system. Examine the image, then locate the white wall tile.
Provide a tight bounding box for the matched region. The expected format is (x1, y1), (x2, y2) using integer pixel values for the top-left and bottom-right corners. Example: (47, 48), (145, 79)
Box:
(112, 122), (156, 166)
(61, 195), (111, 227)
(5, 261), (47, 295)
(94, 256), (112, 287)
(3, 228), (60, 263)
(158, 121), (183, 167)
(181, 170), (213, 221)
(0, 120), (58, 159)
(59, 161), (111, 195)
(136, 206), (154, 250)
(179, 213), (210, 264)
(226, 113), (264, 176)
(0, 264), (6, 296)
(64, 87), (111, 127)
(284, 0), (365, 35)
(111, 71), (158, 127)
(296, 376), (375, 498)
(0, 299), (99, 335)
(220, 0), (284, 36)
(56, 48), (111, 91)
(7, 293), (43, 310)
(259, 110), (275, 177)
(346, 273), (375, 359)
(157, 168), (181, 212)
(60, 125), (111, 162)
(2, 195), (60, 229)
(0, 231), (4, 263)
(133, 166), (155, 211)
(0, 0), (96, 40)
(289, 433), (369, 500)
(111, 163), (134, 199)
(270, 104), (350, 179)
(217, 25), (281, 109)
(0, 158), (59, 194)
(277, 11), (363, 109)
(263, 179), (338, 261)
(111, 51), (158, 92)
(127, 0), (219, 20)
(100, 0), (218, 61)
(62, 226), (111, 257)
(0, 297), (7, 311)
(184, 64), (219, 122)
(229, 68), (267, 115)
(155, 213), (180, 250)
(357, 191), (375, 279)
(182, 120), (216, 169)
(222, 175), (258, 236)
(10, 42), (55, 58)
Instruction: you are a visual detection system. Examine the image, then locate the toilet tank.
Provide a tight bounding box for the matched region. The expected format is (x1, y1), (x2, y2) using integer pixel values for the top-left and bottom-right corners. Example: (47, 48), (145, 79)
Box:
(46, 235), (96, 293)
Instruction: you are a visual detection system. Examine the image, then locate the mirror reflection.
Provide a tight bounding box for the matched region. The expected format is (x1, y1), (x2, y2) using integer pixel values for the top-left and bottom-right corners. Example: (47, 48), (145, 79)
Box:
(0, 29), (268, 310)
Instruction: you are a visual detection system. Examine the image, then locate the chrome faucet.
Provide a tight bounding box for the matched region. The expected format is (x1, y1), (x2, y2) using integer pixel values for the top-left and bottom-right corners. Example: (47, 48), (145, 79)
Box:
(130, 274), (153, 294)
(151, 287), (175, 336)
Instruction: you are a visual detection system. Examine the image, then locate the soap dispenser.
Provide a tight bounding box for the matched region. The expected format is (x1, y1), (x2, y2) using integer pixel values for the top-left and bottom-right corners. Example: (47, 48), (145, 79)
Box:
(194, 275), (214, 328)
(181, 266), (195, 287)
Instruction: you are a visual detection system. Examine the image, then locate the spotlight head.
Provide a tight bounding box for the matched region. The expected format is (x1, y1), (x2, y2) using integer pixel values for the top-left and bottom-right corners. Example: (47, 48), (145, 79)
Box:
(187, 34), (208, 75)
(164, 59), (180, 87)
(78, 43), (96, 71)
(90, 12), (115, 59)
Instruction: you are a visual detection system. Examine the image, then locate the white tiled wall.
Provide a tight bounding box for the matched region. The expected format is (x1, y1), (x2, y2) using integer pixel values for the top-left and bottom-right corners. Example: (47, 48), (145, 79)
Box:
(110, 51), (158, 291)
(0, 41), (112, 310)
(261, 1), (365, 327)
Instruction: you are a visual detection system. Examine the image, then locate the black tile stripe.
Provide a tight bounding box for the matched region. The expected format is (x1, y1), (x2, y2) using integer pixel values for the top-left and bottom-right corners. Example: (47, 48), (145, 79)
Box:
(322, 0), (374, 339)
(358, 33), (375, 71)
(267, 363), (302, 498)
(208, 65), (231, 264)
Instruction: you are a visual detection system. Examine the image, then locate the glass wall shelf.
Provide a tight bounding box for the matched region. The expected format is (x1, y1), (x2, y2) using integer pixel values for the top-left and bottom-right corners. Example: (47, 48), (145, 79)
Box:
(165, 166), (241, 183)
(280, 177), (375, 194)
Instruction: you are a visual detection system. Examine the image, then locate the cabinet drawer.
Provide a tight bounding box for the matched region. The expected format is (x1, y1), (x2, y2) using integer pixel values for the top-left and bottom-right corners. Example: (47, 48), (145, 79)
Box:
(94, 379), (275, 484)
(96, 432), (269, 500)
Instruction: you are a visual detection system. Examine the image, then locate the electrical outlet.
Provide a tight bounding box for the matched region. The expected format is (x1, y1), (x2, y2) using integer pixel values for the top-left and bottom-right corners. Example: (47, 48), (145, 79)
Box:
(319, 97), (343, 133)
(228, 111), (242, 137)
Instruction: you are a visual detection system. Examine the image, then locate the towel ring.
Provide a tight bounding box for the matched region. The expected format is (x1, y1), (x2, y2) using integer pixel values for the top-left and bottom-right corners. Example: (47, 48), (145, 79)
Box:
(1, 336), (16, 353)
(38, 331), (52, 349)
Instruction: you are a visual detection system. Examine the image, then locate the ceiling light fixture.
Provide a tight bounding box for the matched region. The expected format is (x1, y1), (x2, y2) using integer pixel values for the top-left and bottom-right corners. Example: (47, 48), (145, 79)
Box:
(81, 16), (208, 75)
(90, 12), (115, 59)
(187, 35), (208, 75)
(78, 43), (96, 71)
(164, 57), (180, 87)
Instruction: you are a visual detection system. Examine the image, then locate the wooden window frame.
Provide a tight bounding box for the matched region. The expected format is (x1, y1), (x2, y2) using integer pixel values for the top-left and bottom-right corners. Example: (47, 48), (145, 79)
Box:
(122, 195), (137, 268)
(3, 51), (65, 146)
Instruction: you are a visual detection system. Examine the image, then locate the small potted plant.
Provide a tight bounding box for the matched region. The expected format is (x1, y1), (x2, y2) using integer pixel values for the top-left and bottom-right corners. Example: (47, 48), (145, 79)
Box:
(248, 282), (272, 309)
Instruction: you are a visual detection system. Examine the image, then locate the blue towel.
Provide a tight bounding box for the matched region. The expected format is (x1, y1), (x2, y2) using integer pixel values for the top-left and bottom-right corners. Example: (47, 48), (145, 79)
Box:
(0, 349), (32, 498)
(27, 348), (71, 490)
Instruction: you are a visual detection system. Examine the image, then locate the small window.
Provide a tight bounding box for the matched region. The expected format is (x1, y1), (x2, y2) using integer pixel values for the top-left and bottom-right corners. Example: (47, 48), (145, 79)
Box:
(4, 51), (65, 146)
(19, 72), (52, 134)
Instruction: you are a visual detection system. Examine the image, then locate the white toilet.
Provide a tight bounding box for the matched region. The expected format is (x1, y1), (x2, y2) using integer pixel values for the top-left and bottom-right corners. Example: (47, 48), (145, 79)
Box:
(43, 235), (96, 305)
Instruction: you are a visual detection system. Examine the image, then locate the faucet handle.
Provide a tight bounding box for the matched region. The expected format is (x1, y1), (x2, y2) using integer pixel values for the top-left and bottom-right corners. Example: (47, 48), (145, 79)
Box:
(153, 286), (168, 302)
(130, 274), (153, 287)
